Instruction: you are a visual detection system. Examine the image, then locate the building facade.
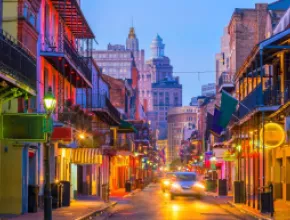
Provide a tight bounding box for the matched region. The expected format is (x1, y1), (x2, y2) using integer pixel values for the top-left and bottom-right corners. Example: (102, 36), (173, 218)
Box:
(152, 79), (182, 140)
(167, 106), (198, 164)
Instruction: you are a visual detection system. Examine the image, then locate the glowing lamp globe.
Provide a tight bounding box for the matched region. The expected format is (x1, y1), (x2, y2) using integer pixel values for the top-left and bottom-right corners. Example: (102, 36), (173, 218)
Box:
(43, 87), (56, 114)
(260, 122), (285, 148)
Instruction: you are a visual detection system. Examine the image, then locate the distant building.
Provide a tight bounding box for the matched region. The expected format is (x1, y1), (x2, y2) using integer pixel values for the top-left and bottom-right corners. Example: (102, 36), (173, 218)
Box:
(92, 27), (145, 81)
(201, 83), (216, 97)
(190, 97), (198, 106)
(152, 78), (182, 140)
(92, 47), (133, 80)
(146, 34), (182, 140)
(167, 106), (198, 164)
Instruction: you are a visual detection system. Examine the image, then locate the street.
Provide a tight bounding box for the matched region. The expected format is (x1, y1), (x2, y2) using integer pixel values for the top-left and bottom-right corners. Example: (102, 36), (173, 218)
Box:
(98, 184), (256, 220)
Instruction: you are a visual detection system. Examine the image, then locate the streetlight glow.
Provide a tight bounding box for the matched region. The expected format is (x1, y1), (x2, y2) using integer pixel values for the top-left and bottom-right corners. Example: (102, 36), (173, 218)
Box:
(79, 133), (85, 139)
(43, 87), (56, 114)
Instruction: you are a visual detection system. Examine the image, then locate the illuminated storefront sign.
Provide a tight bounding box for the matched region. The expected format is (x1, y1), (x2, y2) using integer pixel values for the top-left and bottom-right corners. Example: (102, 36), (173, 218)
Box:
(260, 122), (285, 148)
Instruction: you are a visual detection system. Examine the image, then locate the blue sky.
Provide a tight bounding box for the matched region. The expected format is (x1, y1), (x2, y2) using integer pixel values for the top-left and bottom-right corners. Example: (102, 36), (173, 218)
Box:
(81, 0), (272, 105)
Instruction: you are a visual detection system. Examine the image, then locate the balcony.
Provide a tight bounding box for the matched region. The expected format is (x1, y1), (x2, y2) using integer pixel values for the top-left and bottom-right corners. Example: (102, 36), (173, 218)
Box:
(0, 29), (36, 95)
(218, 72), (234, 93)
(238, 84), (282, 119)
(58, 103), (93, 131)
(112, 139), (134, 152)
(88, 93), (121, 126)
(50, 0), (94, 39)
(40, 36), (92, 87)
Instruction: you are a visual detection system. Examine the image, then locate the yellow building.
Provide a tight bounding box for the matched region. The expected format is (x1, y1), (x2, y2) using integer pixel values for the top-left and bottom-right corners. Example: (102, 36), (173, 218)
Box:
(0, 0), (40, 214)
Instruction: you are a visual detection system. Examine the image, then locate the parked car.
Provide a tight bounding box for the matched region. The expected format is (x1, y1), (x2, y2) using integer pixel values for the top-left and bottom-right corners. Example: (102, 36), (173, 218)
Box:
(161, 172), (174, 192)
(170, 172), (205, 200)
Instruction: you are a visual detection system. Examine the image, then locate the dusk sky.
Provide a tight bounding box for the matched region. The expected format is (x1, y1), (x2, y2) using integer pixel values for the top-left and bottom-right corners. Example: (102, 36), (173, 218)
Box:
(81, 0), (272, 105)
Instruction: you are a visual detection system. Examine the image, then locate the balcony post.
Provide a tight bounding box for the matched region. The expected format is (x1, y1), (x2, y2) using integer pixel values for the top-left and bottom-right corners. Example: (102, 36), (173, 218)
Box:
(280, 52), (286, 105)
(111, 127), (118, 147)
(260, 49), (264, 106)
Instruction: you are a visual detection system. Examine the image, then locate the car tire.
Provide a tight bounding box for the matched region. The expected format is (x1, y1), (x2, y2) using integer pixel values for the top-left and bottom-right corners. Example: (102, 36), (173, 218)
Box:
(171, 194), (175, 200)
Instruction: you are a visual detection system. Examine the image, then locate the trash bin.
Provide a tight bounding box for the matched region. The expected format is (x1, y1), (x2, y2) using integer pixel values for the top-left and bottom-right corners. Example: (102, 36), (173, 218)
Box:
(260, 192), (271, 213)
(60, 181), (71, 207)
(218, 179), (228, 196)
(28, 185), (39, 213)
(51, 183), (62, 209)
(125, 180), (132, 192)
(233, 181), (245, 203)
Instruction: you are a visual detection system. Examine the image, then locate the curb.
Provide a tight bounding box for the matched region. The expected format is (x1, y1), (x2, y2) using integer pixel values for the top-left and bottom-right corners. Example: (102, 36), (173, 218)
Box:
(124, 188), (141, 198)
(227, 202), (272, 220)
(75, 201), (118, 220)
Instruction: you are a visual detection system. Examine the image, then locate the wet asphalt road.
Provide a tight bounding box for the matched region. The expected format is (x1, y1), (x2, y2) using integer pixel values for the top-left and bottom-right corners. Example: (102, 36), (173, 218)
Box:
(96, 183), (257, 220)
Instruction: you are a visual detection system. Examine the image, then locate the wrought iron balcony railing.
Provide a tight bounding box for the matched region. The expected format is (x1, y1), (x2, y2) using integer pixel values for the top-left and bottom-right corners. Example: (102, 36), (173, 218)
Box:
(110, 138), (134, 151)
(238, 83), (282, 118)
(0, 29), (36, 91)
(41, 35), (92, 83)
(58, 104), (93, 131)
(90, 92), (121, 122)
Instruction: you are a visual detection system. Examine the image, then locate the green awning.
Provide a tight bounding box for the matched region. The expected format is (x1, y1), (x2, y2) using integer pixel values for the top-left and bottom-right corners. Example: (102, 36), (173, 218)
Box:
(118, 120), (137, 133)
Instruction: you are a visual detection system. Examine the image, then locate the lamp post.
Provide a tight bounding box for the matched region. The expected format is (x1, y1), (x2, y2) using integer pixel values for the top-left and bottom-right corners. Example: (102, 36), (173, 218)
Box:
(43, 87), (56, 220)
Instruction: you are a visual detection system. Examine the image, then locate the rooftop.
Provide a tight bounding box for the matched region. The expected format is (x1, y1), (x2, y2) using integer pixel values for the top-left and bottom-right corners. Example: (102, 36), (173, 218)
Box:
(152, 78), (182, 88)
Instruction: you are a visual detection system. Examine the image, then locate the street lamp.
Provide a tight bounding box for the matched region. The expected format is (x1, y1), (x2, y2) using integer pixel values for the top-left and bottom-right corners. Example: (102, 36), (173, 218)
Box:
(43, 86), (56, 220)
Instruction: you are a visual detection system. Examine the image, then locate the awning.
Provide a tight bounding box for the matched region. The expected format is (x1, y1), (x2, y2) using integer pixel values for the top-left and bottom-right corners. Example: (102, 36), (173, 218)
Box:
(118, 120), (137, 133)
(71, 148), (102, 164)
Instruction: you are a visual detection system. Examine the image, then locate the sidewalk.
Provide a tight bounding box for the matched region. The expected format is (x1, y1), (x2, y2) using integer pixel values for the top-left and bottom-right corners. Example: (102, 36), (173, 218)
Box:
(110, 187), (141, 199)
(0, 197), (117, 220)
(228, 198), (290, 220)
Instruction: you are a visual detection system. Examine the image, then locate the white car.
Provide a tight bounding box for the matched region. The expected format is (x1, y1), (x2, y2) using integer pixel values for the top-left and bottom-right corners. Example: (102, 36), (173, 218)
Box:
(170, 172), (205, 200)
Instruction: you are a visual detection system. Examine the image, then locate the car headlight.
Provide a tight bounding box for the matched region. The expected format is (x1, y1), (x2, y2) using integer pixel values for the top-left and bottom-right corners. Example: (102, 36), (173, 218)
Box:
(172, 183), (181, 189)
(194, 182), (205, 189)
(163, 180), (170, 186)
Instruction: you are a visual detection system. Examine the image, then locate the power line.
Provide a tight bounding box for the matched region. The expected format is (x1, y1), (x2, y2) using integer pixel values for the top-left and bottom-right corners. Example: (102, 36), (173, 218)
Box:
(173, 71), (216, 74)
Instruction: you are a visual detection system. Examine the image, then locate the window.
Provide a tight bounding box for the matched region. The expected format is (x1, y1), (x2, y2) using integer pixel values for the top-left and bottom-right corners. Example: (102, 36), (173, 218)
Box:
(23, 3), (29, 17)
(159, 92), (164, 96)
(44, 68), (49, 95)
(165, 97), (169, 105)
(153, 92), (158, 97)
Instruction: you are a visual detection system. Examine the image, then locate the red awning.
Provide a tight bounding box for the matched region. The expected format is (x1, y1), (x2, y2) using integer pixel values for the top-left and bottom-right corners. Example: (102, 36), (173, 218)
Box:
(51, 127), (73, 142)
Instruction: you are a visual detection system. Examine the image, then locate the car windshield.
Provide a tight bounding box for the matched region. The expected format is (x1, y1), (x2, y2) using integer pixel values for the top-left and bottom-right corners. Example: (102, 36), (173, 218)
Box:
(175, 173), (196, 181)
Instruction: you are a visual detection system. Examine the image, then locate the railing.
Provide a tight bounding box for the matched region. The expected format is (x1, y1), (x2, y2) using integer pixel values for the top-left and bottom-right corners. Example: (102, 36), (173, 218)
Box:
(90, 93), (121, 122)
(238, 84), (282, 118)
(0, 29), (36, 90)
(112, 138), (134, 151)
(58, 105), (92, 131)
(41, 35), (92, 83)
(218, 72), (234, 88)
